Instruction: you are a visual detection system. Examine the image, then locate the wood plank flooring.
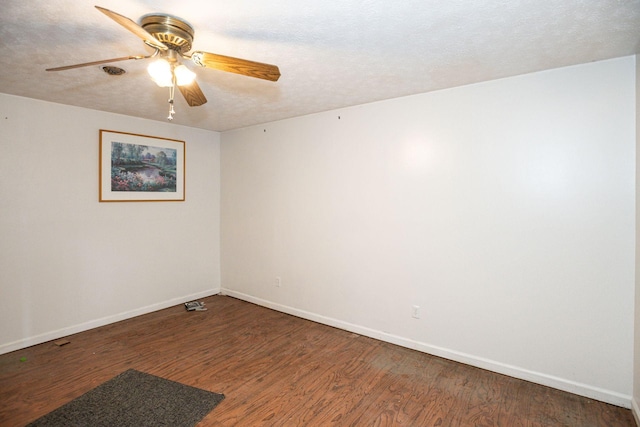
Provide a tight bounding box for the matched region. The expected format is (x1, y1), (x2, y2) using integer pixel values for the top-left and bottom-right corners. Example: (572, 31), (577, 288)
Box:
(0, 295), (635, 426)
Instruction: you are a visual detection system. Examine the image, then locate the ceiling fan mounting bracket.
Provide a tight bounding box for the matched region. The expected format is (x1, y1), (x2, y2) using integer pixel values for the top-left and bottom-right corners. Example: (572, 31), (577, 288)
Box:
(140, 14), (194, 54)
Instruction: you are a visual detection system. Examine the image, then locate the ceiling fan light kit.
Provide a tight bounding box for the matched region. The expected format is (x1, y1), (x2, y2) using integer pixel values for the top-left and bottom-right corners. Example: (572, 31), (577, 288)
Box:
(46, 5), (281, 121)
(146, 51), (196, 87)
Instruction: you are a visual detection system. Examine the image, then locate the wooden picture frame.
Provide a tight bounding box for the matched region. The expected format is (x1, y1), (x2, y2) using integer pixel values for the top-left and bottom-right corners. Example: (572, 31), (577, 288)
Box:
(99, 130), (185, 202)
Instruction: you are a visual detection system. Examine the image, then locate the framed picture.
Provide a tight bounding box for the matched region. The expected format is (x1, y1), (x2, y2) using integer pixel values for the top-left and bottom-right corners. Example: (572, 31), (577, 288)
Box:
(99, 130), (185, 202)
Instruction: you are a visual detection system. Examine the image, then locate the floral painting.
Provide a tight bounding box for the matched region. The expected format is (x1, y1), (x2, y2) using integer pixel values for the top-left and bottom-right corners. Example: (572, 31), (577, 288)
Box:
(99, 130), (185, 202)
(110, 143), (177, 192)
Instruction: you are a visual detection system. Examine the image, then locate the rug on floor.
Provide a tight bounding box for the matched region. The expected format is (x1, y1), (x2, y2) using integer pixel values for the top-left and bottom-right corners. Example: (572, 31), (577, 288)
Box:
(26, 369), (225, 427)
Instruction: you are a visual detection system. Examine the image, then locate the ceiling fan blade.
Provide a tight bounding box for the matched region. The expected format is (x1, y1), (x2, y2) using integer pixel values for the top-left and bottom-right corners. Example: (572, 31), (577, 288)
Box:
(190, 51), (281, 82)
(178, 80), (208, 107)
(46, 55), (146, 71)
(95, 6), (168, 51)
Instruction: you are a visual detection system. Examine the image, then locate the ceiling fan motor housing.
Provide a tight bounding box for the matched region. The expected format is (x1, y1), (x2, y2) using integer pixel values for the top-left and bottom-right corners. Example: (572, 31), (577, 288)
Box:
(140, 14), (194, 53)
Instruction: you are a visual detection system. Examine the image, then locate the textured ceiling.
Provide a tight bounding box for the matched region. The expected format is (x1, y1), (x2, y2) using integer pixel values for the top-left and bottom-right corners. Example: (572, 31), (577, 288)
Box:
(1, 0), (639, 132)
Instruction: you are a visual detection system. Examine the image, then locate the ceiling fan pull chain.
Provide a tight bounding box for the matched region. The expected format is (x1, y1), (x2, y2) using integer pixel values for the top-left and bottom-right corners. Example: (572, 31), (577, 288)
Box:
(168, 101), (175, 121)
(167, 79), (176, 121)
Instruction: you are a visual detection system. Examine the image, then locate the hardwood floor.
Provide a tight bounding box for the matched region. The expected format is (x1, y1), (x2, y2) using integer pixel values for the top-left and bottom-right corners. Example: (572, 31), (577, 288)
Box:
(0, 295), (635, 426)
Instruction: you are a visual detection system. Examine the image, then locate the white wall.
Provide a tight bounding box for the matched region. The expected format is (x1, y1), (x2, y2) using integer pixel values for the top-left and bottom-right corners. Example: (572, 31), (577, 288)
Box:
(221, 56), (635, 407)
(0, 94), (221, 354)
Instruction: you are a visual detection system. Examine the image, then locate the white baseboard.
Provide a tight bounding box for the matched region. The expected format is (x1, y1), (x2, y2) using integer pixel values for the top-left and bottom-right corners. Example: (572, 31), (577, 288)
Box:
(222, 288), (632, 409)
(0, 288), (219, 356)
(632, 398), (640, 426)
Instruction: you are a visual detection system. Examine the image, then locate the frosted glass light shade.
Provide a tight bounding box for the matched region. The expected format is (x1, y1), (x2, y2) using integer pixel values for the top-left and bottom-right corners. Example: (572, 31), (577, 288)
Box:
(147, 59), (173, 87)
(174, 64), (196, 86)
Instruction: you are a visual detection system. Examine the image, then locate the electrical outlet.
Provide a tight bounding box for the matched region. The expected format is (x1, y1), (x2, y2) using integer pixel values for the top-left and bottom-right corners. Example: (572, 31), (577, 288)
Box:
(275, 276), (281, 287)
(411, 305), (420, 319)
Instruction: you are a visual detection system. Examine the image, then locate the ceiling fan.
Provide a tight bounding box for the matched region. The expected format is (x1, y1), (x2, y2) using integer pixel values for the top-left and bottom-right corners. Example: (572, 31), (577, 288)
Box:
(46, 5), (281, 120)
